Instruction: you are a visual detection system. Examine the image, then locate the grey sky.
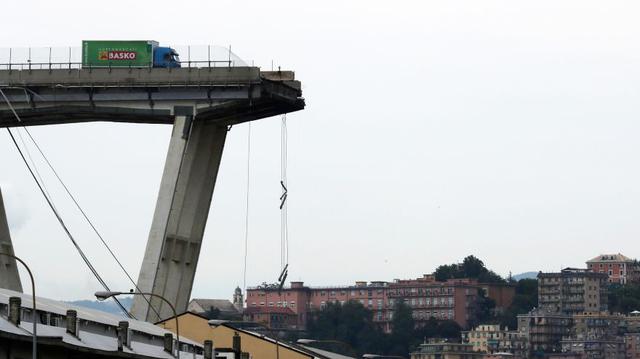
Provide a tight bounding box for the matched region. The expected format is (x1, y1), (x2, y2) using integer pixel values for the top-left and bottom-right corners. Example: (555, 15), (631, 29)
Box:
(2, 0), (640, 301)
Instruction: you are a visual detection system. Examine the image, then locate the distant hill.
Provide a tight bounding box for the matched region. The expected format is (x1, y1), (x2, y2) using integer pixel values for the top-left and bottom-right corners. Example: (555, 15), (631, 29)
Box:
(512, 271), (538, 281)
(66, 297), (133, 317)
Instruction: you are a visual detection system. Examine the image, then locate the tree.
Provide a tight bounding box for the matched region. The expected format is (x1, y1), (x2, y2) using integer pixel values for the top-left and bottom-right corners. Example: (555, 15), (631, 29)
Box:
(307, 300), (465, 357)
(307, 301), (385, 356)
(497, 278), (538, 329)
(434, 264), (461, 282)
(434, 255), (506, 284)
(470, 289), (496, 327)
(462, 256), (486, 278)
(414, 317), (461, 343)
(609, 283), (640, 314)
(388, 300), (414, 356)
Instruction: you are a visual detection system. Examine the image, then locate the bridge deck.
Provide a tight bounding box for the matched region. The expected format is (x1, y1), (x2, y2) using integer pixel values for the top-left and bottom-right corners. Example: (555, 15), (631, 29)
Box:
(0, 67), (304, 127)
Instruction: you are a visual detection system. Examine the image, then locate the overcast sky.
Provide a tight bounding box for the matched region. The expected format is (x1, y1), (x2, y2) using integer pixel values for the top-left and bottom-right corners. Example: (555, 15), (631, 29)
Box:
(2, 1), (640, 302)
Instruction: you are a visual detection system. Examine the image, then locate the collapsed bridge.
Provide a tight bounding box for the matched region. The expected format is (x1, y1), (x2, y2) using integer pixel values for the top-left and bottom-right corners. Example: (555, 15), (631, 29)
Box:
(0, 65), (304, 322)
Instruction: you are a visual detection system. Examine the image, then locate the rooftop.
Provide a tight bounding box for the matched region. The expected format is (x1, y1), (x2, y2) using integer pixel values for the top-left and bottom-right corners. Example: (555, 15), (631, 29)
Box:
(587, 254), (634, 263)
(0, 288), (202, 358)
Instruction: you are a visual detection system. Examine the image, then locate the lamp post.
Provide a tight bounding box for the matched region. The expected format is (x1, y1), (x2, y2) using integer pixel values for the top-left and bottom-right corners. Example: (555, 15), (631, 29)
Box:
(0, 252), (37, 359)
(94, 291), (180, 358)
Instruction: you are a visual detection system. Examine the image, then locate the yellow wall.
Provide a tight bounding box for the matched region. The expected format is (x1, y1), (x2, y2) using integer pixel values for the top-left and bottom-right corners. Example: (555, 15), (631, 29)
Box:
(157, 313), (312, 359)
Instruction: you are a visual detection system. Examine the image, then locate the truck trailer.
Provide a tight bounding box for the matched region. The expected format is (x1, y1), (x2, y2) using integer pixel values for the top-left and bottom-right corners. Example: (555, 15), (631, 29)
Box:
(82, 40), (180, 68)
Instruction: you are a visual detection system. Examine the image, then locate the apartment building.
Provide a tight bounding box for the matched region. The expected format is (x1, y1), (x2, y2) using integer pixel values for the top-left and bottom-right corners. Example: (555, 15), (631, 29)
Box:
(517, 308), (573, 356)
(462, 324), (525, 356)
(538, 268), (608, 315)
(246, 276), (514, 332)
(242, 306), (298, 330)
(587, 254), (639, 284)
(387, 276), (493, 330)
(626, 332), (640, 359)
(410, 340), (482, 359)
(560, 313), (626, 359)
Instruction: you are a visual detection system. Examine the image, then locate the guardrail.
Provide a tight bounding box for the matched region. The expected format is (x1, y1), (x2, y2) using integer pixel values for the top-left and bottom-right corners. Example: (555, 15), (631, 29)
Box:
(0, 60), (237, 71)
(0, 45), (248, 71)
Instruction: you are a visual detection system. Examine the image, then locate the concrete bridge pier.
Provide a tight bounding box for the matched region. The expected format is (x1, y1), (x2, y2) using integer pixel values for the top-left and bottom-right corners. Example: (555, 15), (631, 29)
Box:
(131, 107), (228, 322)
(0, 189), (23, 292)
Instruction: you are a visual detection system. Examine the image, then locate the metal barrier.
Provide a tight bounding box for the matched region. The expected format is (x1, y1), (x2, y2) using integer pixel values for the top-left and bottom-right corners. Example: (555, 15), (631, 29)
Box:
(0, 60), (238, 71)
(0, 45), (248, 71)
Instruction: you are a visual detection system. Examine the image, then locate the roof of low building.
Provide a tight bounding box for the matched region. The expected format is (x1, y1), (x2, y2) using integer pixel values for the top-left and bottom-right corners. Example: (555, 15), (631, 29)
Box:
(188, 298), (239, 315)
(214, 322), (354, 359)
(298, 345), (356, 359)
(0, 287), (202, 358)
(243, 306), (296, 315)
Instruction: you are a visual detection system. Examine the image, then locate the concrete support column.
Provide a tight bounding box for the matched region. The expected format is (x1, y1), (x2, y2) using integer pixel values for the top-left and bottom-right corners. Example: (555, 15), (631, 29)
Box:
(0, 189), (23, 292)
(131, 106), (228, 322)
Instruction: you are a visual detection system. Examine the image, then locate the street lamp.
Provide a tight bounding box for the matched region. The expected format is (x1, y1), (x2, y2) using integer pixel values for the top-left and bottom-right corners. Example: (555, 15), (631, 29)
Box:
(0, 252), (37, 359)
(94, 290), (180, 358)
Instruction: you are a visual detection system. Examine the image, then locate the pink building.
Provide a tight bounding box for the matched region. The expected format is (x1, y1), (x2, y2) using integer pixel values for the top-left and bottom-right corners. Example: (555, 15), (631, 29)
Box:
(246, 276), (514, 332)
(388, 276), (482, 329)
(587, 254), (639, 284)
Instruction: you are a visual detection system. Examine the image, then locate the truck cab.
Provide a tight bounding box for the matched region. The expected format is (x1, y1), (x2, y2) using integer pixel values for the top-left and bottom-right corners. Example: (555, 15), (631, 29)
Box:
(153, 47), (181, 68)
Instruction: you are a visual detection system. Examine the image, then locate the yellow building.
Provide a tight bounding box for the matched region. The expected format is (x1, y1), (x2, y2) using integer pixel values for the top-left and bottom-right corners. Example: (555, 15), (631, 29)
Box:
(157, 312), (344, 359)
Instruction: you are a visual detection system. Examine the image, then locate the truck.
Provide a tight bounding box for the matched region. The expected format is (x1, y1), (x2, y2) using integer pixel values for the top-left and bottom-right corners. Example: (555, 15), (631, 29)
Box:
(82, 40), (180, 68)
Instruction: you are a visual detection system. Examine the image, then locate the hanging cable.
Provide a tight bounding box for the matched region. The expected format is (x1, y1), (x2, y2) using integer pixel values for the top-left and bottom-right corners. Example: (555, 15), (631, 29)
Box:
(281, 114), (289, 267)
(277, 114), (289, 292)
(242, 123), (251, 295)
(1, 88), (132, 318)
(20, 125), (161, 319)
(2, 88), (161, 319)
(15, 129), (57, 212)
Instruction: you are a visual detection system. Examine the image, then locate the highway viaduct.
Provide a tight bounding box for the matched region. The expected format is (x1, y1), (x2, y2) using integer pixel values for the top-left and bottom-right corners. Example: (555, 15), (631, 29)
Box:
(0, 66), (304, 322)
